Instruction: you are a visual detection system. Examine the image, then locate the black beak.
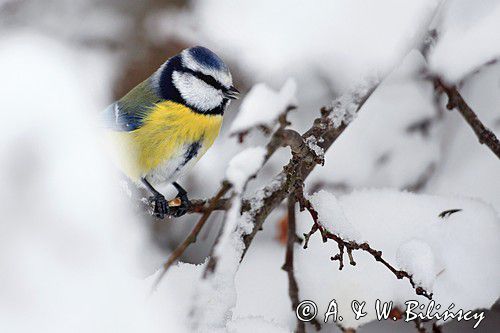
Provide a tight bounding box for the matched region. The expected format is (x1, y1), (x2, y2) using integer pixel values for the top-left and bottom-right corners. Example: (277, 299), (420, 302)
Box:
(224, 86), (240, 100)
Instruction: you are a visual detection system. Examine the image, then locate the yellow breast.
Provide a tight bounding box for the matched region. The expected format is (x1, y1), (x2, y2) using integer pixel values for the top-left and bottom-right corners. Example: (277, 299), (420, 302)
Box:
(107, 101), (223, 182)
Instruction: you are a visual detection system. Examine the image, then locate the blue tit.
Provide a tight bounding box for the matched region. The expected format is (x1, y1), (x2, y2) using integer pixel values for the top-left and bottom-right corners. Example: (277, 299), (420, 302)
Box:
(102, 46), (239, 218)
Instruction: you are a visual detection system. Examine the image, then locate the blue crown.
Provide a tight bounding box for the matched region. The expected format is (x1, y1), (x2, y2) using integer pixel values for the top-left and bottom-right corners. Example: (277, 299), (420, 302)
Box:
(188, 46), (227, 71)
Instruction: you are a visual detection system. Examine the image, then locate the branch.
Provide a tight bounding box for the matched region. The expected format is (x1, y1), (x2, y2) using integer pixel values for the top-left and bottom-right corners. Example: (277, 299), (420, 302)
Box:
(185, 197), (232, 214)
(433, 77), (500, 159)
(282, 196), (305, 333)
(419, 29), (500, 160)
(282, 195), (321, 332)
(241, 82), (379, 258)
(272, 128), (325, 165)
(140, 192), (231, 217)
(300, 195), (433, 300)
(152, 181), (232, 289)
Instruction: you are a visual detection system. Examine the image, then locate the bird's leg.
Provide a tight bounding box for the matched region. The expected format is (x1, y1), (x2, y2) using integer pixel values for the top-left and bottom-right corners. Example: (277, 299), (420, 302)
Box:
(171, 182), (191, 217)
(142, 178), (169, 219)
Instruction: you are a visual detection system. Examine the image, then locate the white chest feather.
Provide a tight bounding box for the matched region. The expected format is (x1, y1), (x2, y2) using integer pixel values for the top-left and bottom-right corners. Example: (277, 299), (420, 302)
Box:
(145, 140), (206, 185)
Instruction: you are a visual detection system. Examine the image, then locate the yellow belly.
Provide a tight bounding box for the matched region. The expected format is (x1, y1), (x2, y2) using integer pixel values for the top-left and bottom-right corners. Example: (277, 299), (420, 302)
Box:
(107, 101), (223, 182)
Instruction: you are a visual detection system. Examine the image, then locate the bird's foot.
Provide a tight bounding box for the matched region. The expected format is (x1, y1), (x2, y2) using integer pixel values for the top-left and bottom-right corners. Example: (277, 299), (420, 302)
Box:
(150, 194), (169, 219)
(172, 191), (191, 217)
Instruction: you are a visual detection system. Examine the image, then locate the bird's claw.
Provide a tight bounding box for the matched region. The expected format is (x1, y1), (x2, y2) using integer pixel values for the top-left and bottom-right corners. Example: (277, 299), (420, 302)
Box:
(150, 194), (169, 219)
(172, 191), (191, 217)
(149, 189), (191, 218)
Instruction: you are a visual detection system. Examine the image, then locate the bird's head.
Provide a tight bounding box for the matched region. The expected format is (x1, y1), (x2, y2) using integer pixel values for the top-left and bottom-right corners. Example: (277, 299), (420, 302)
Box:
(154, 46), (239, 115)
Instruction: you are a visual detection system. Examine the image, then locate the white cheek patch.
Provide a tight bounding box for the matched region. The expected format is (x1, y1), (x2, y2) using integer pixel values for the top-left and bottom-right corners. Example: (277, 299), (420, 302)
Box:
(172, 71), (223, 112)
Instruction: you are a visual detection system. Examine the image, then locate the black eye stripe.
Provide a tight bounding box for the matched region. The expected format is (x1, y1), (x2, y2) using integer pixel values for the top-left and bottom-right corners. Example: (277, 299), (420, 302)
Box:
(183, 68), (227, 92)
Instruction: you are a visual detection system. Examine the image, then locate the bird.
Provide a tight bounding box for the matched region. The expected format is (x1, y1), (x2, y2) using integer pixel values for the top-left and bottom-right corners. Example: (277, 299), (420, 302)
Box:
(102, 46), (239, 218)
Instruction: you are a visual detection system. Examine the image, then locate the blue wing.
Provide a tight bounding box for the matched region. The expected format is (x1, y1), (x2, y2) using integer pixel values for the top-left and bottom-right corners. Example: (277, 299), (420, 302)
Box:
(101, 102), (146, 131)
(101, 79), (162, 132)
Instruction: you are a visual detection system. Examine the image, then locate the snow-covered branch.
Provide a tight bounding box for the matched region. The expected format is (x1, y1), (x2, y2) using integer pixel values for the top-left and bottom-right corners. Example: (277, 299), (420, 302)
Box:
(241, 81), (380, 257)
(299, 190), (433, 300)
(190, 147), (267, 331)
(230, 79), (298, 142)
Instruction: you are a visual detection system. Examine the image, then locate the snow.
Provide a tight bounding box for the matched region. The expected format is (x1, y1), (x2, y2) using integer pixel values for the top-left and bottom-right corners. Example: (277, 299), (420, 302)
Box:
(396, 239), (437, 291)
(226, 146), (267, 192)
(429, 0), (500, 83)
(166, 0), (441, 90)
(0, 32), (180, 333)
(227, 317), (290, 333)
(305, 136), (324, 159)
(309, 50), (443, 191)
(233, 241), (293, 329)
(147, 183), (500, 332)
(148, 262), (204, 332)
(246, 173), (286, 214)
(330, 79), (377, 128)
(295, 189), (500, 329)
(150, 255), (293, 333)
(307, 190), (361, 242)
(191, 200), (245, 330)
(192, 148), (266, 330)
(229, 78), (297, 135)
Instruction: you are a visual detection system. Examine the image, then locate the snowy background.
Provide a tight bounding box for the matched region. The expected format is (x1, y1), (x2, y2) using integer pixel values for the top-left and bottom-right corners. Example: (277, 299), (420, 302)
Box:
(1, 0), (499, 332)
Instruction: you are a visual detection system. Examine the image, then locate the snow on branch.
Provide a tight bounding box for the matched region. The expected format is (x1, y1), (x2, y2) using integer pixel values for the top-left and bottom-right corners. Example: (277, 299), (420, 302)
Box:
(164, 79), (379, 330)
(396, 240), (437, 291)
(428, 3), (500, 83)
(241, 79), (380, 256)
(230, 78), (298, 142)
(299, 190), (433, 300)
(149, 78), (383, 329)
(307, 190), (361, 242)
(226, 146), (267, 192)
(330, 78), (379, 128)
(190, 147), (267, 331)
(295, 189), (500, 330)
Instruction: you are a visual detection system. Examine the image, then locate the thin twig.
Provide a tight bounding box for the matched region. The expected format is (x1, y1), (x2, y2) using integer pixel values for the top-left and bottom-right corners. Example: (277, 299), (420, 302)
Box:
(300, 196), (433, 300)
(185, 198), (231, 213)
(419, 30), (500, 160)
(283, 195), (315, 333)
(142, 196), (231, 216)
(152, 181), (232, 289)
(433, 78), (500, 159)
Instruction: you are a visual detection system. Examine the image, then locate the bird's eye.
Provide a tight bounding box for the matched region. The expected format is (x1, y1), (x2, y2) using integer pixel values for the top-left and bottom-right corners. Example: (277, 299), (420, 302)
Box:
(183, 68), (225, 92)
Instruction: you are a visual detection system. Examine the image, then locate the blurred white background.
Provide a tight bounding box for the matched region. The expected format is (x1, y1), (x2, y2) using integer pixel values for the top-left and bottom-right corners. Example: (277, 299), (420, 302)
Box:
(0, 0), (499, 332)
